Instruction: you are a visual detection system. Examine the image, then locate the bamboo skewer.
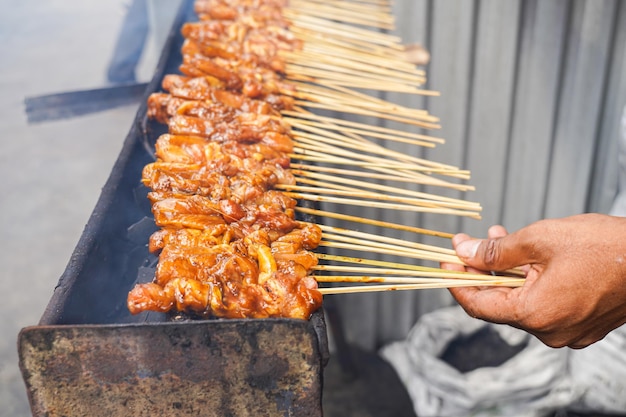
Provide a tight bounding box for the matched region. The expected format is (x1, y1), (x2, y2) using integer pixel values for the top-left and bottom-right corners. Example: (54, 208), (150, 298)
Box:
(289, 25), (410, 62)
(318, 279), (525, 295)
(316, 253), (453, 272)
(285, 117), (437, 148)
(283, 48), (426, 81)
(314, 238), (526, 277)
(297, 207), (456, 238)
(292, 130), (469, 180)
(289, 153), (443, 170)
(291, 142), (470, 186)
(291, 162), (468, 179)
(318, 240), (469, 263)
(286, 13), (404, 48)
(290, 165), (476, 204)
(300, 41), (424, 74)
(288, 174), (478, 208)
(290, 0), (394, 21)
(281, 0), (500, 295)
(314, 274), (524, 284)
(317, 224), (458, 255)
(278, 184), (479, 213)
(284, 81), (440, 115)
(290, 156), (476, 194)
(283, 52), (426, 85)
(286, 4), (395, 30)
(287, 82), (440, 122)
(281, 110), (445, 144)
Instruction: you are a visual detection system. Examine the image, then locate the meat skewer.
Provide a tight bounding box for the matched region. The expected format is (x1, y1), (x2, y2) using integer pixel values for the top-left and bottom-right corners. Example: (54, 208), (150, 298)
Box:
(127, 0), (511, 320)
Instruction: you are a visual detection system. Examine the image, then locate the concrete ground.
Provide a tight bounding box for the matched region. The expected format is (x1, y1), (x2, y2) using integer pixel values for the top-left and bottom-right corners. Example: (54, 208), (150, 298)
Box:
(0, 1), (176, 415)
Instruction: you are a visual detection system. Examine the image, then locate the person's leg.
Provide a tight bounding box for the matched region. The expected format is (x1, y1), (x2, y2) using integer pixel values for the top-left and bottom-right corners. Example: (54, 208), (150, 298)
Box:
(107, 0), (149, 84)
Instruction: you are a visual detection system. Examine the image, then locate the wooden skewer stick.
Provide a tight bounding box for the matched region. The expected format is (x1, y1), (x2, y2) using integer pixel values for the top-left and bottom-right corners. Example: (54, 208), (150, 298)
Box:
(316, 253), (453, 272)
(310, 79), (431, 95)
(290, 0), (394, 20)
(288, 3), (394, 24)
(292, 129), (467, 178)
(281, 110), (445, 144)
(291, 153), (476, 192)
(288, 13), (404, 47)
(289, 154), (447, 170)
(301, 41), (424, 74)
(318, 279), (525, 295)
(314, 267), (485, 278)
(287, 80), (438, 117)
(318, 239), (483, 261)
(316, 224), (458, 255)
(287, 4), (395, 30)
(314, 274), (524, 283)
(291, 163), (472, 184)
(314, 246), (526, 278)
(285, 88), (440, 124)
(293, 145), (474, 191)
(278, 184), (480, 212)
(290, 82), (441, 115)
(293, 138), (471, 184)
(283, 52), (426, 85)
(294, 99), (440, 127)
(283, 49), (427, 83)
(301, 0), (392, 11)
(318, 239), (465, 264)
(288, 193), (481, 218)
(285, 117), (436, 148)
(290, 173), (478, 207)
(290, 26), (409, 61)
(297, 207), (455, 238)
(304, 83), (437, 120)
(288, 82), (438, 120)
(285, 66), (425, 92)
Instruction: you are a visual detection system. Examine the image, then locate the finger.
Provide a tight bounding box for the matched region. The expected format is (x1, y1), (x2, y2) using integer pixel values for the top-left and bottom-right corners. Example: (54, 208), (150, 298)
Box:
(451, 233), (472, 248)
(449, 285), (518, 324)
(488, 225), (508, 239)
(455, 231), (540, 272)
(440, 260), (466, 272)
(448, 233), (499, 274)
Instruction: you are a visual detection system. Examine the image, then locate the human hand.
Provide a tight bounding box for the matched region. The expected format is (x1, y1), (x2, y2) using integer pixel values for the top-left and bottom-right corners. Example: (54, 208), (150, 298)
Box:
(440, 213), (626, 348)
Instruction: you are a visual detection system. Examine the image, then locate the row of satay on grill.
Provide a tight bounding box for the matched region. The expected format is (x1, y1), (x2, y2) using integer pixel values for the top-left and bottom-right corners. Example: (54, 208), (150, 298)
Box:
(126, 0), (325, 320)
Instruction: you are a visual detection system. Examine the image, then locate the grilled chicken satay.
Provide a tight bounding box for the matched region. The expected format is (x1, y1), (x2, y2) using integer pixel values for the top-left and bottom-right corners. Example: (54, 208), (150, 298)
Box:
(129, 223), (322, 319)
(161, 74), (294, 111)
(194, 0), (288, 23)
(129, 0), (323, 320)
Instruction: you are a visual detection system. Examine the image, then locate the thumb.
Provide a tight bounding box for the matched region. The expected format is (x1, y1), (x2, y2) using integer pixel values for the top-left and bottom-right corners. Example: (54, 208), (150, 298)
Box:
(454, 234), (534, 272)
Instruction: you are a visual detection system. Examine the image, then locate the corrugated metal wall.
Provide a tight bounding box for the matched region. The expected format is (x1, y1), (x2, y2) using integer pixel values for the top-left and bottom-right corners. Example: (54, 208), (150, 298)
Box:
(330, 0), (626, 350)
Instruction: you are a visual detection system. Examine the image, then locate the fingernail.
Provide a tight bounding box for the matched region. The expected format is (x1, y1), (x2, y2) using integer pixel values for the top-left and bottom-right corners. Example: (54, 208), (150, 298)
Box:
(456, 240), (480, 259)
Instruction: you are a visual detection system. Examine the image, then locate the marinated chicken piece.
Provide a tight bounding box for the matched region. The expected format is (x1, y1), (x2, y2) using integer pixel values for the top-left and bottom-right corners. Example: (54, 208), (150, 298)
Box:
(128, 0), (323, 320)
(153, 134), (291, 171)
(162, 74), (294, 111)
(128, 228), (322, 319)
(167, 114), (294, 153)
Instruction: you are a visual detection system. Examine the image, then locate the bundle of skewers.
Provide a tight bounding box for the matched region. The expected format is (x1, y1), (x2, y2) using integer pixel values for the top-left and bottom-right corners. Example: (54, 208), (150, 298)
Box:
(127, 0), (524, 321)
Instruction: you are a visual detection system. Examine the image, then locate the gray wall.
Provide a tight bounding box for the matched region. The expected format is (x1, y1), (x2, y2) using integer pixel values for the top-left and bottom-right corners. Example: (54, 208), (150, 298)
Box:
(331, 0), (626, 351)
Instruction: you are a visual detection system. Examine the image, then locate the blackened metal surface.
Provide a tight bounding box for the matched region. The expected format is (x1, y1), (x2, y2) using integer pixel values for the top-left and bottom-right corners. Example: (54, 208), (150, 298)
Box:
(19, 320), (324, 417)
(18, 0), (328, 415)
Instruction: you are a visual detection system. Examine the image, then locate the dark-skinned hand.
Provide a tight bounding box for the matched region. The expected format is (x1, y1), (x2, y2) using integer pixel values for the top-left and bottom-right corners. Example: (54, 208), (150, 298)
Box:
(440, 214), (626, 349)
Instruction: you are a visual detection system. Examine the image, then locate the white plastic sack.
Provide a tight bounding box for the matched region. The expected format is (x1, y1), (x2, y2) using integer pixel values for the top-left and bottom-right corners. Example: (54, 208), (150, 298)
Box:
(567, 323), (626, 414)
(379, 306), (578, 417)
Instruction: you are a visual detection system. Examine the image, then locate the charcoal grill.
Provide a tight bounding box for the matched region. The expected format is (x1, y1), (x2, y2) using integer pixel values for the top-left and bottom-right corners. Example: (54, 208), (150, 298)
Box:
(18, 1), (330, 415)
